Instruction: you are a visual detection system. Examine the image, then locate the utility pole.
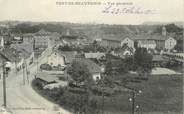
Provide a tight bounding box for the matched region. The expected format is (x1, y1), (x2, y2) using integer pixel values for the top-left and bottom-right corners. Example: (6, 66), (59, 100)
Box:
(37, 57), (38, 73)
(2, 61), (7, 108)
(129, 90), (142, 114)
(25, 61), (29, 84)
(101, 75), (105, 114)
(132, 92), (135, 114)
(23, 61), (25, 85)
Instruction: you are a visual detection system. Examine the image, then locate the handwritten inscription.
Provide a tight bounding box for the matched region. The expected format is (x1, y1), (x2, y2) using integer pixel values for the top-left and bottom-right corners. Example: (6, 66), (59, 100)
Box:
(102, 5), (157, 15)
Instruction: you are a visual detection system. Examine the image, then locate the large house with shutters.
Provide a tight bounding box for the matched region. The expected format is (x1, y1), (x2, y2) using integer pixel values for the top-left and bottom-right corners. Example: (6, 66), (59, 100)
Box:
(100, 26), (177, 51)
(101, 34), (135, 49)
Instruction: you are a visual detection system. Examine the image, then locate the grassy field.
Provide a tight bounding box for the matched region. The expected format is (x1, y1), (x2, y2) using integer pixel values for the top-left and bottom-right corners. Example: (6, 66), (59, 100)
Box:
(32, 74), (183, 114)
(84, 74), (183, 114)
(125, 75), (183, 113)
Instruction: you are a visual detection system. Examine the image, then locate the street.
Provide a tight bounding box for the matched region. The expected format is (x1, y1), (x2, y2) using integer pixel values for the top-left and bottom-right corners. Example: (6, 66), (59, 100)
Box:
(0, 48), (72, 114)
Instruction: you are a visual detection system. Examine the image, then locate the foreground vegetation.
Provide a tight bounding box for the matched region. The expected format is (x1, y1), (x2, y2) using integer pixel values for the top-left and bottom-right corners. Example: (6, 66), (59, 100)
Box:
(32, 73), (183, 114)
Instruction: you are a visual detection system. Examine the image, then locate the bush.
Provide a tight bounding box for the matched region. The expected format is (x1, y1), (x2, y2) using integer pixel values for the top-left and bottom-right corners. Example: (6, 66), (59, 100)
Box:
(32, 79), (43, 90)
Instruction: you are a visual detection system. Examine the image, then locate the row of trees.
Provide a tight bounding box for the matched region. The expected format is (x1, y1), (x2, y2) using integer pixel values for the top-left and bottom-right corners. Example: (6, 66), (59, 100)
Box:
(58, 41), (107, 53)
(105, 47), (153, 76)
(11, 23), (66, 34)
(154, 24), (183, 35)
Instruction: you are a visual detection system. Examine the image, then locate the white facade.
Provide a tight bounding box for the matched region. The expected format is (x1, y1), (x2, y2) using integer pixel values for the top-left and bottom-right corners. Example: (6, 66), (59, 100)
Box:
(138, 40), (156, 49)
(121, 37), (134, 49)
(165, 37), (177, 50)
(92, 73), (101, 81)
(48, 52), (65, 67)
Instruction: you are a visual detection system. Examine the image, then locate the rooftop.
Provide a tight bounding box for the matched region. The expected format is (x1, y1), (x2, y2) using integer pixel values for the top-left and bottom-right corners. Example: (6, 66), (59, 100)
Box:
(138, 40), (156, 45)
(0, 48), (21, 62)
(35, 29), (51, 36)
(73, 59), (101, 73)
(36, 72), (62, 83)
(84, 52), (105, 59)
(101, 34), (172, 41)
(152, 55), (167, 62)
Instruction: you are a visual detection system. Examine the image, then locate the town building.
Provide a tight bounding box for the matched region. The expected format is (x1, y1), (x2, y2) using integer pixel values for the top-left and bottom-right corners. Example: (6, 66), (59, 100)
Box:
(121, 37), (134, 49)
(152, 55), (168, 67)
(111, 46), (134, 58)
(22, 33), (34, 44)
(48, 51), (65, 68)
(0, 48), (22, 70)
(47, 51), (77, 67)
(165, 37), (177, 51)
(100, 26), (177, 51)
(137, 40), (156, 49)
(34, 29), (54, 49)
(11, 43), (34, 66)
(101, 38), (121, 49)
(73, 59), (102, 81)
(12, 34), (23, 44)
(84, 52), (105, 60)
(36, 72), (67, 88)
(101, 34), (134, 49)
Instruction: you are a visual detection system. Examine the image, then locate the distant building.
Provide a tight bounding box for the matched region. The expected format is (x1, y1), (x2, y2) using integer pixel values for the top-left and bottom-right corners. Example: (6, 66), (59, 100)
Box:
(111, 46), (134, 58)
(135, 33), (176, 51)
(48, 51), (77, 67)
(165, 37), (177, 51)
(137, 40), (156, 49)
(0, 48), (22, 70)
(48, 51), (65, 67)
(101, 38), (121, 49)
(73, 59), (102, 81)
(101, 35), (134, 49)
(36, 72), (65, 87)
(162, 26), (167, 36)
(11, 43), (34, 66)
(121, 37), (134, 49)
(34, 29), (54, 49)
(84, 52), (105, 60)
(22, 33), (34, 44)
(152, 55), (168, 67)
(11, 34), (23, 44)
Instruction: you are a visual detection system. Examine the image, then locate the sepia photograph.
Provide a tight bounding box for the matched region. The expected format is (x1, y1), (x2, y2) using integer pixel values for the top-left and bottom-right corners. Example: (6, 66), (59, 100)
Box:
(0, 0), (183, 114)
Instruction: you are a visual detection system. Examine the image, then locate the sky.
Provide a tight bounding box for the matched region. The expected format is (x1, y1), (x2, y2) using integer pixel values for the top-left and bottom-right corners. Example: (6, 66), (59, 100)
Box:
(0, 0), (183, 25)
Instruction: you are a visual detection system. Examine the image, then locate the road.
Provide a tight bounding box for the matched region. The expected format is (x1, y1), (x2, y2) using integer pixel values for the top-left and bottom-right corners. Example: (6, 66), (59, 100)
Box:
(0, 48), (72, 114)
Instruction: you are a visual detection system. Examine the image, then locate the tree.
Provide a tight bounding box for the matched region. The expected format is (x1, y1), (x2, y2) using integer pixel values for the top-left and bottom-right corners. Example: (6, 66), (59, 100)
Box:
(134, 48), (153, 75)
(153, 23), (183, 34)
(174, 39), (183, 52)
(104, 60), (113, 76)
(67, 61), (93, 86)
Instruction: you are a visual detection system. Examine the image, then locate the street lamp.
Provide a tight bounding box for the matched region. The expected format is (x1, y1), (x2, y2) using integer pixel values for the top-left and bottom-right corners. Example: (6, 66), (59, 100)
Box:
(129, 89), (142, 114)
(2, 61), (11, 108)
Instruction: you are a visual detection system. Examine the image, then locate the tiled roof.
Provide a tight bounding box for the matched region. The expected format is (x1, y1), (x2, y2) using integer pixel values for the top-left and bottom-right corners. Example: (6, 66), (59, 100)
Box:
(101, 34), (132, 41)
(59, 51), (77, 63)
(37, 72), (60, 83)
(73, 59), (101, 73)
(101, 34), (173, 41)
(22, 33), (34, 37)
(11, 43), (33, 54)
(138, 40), (156, 45)
(35, 29), (51, 36)
(84, 53), (105, 59)
(0, 48), (21, 62)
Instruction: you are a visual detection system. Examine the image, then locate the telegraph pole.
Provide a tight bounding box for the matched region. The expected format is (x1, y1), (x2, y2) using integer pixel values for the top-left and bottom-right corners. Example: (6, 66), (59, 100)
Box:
(2, 61), (7, 107)
(132, 92), (135, 114)
(25, 61), (29, 84)
(23, 62), (25, 85)
(129, 90), (142, 114)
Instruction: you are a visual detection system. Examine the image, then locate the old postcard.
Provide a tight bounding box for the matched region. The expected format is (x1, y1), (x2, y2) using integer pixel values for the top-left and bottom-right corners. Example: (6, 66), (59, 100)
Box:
(0, 0), (183, 114)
